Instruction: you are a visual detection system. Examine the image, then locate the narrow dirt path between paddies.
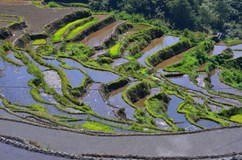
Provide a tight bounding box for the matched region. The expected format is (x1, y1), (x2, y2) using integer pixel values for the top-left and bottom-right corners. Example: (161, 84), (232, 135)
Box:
(0, 119), (241, 157)
(0, 4), (78, 34)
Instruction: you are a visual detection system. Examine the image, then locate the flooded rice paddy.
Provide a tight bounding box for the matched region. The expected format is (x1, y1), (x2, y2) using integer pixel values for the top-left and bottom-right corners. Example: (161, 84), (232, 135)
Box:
(1, 6), (242, 158)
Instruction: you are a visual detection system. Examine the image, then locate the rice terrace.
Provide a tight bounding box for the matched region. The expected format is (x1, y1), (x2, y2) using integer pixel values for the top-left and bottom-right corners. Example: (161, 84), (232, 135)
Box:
(0, 0), (242, 159)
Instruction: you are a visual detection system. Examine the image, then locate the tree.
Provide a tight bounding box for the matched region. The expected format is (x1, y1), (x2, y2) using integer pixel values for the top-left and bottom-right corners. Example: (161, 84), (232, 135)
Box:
(167, 0), (196, 30)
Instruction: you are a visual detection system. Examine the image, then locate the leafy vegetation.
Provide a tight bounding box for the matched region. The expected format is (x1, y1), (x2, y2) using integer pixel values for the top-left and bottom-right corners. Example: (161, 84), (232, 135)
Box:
(66, 19), (98, 40)
(109, 42), (121, 56)
(90, 0), (242, 39)
(82, 122), (114, 132)
(32, 39), (47, 45)
(52, 18), (88, 43)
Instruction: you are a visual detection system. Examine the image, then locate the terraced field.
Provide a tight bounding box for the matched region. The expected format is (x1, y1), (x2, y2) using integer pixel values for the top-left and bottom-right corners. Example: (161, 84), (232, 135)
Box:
(0, 2), (242, 159)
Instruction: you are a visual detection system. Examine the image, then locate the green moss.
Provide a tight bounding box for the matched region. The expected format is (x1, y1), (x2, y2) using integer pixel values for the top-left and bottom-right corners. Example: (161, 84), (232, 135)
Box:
(82, 122), (114, 132)
(52, 18), (88, 43)
(32, 39), (47, 45)
(66, 19), (98, 40)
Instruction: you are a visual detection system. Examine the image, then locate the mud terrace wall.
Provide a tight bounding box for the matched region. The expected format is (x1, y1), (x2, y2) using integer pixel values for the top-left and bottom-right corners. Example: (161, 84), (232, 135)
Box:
(103, 22), (132, 48)
(14, 34), (31, 48)
(0, 28), (12, 39)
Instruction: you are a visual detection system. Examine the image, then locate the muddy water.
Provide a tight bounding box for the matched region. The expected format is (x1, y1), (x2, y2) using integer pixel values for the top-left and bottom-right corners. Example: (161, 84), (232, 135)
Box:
(212, 45), (228, 56)
(81, 83), (115, 119)
(156, 50), (187, 73)
(0, 58), (37, 104)
(112, 58), (129, 69)
(197, 119), (220, 129)
(62, 58), (120, 83)
(134, 88), (161, 108)
(81, 20), (125, 47)
(167, 95), (197, 131)
(211, 70), (242, 97)
(138, 36), (180, 67)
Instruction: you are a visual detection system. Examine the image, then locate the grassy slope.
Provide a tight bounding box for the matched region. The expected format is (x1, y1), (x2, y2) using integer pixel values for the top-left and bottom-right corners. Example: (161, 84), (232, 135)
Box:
(52, 18), (87, 43)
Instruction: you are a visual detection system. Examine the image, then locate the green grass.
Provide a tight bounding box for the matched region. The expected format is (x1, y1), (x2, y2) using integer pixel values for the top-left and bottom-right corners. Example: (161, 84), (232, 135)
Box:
(109, 42), (121, 56)
(32, 39), (47, 45)
(230, 114), (242, 123)
(224, 38), (242, 46)
(66, 19), (98, 40)
(220, 69), (242, 90)
(52, 18), (88, 43)
(82, 122), (114, 132)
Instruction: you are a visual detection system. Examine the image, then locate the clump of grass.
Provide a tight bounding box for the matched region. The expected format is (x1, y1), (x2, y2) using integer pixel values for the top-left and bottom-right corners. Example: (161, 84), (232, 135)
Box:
(32, 39), (47, 45)
(230, 114), (242, 123)
(109, 42), (121, 56)
(52, 18), (87, 43)
(82, 122), (114, 132)
(47, 1), (61, 8)
(66, 19), (98, 40)
(224, 38), (242, 46)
